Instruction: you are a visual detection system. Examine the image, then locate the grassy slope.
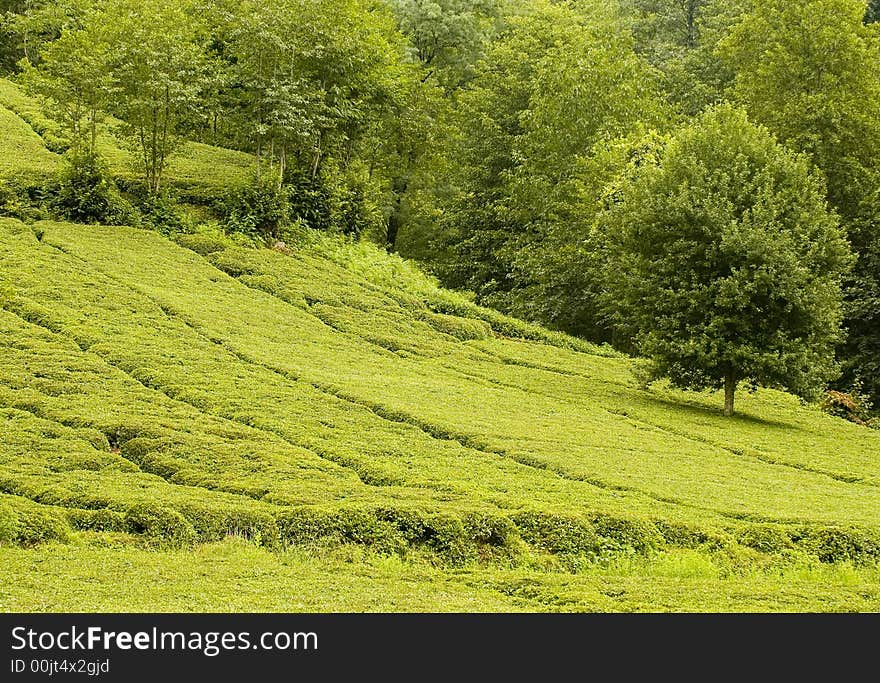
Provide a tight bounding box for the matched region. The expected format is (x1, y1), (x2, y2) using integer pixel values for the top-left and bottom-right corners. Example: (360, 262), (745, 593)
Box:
(0, 104), (59, 180)
(1, 86), (879, 612)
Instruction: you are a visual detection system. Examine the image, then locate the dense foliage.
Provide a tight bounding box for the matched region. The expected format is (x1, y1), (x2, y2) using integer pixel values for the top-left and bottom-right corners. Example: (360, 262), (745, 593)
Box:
(6, 2), (880, 615)
(603, 106), (852, 415)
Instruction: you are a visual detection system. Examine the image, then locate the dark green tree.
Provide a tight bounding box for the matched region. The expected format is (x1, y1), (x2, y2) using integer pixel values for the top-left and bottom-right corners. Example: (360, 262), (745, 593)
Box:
(0, 0), (86, 72)
(719, 0), (880, 222)
(428, 0), (665, 335)
(603, 105), (852, 416)
(622, 0), (751, 116)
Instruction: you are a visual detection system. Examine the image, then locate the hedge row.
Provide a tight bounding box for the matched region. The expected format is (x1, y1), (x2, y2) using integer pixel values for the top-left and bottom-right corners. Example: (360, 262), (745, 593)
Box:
(5, 494), (879, 567)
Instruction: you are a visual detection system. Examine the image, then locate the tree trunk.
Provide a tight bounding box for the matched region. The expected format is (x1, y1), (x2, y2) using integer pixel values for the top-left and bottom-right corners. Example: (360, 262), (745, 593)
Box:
(723, 371), (736, 417)
(386, 178), (408, 252)
(386, 209), (401, 252)
(23, 0), (31, 63)
(311, 148), (322, 180)
(255, 143), (261, 182)
(685, 0), (698, 49)
(279, 146), (286, 189)
(311, 132), (323, 179)
(90, 108), (97, 158)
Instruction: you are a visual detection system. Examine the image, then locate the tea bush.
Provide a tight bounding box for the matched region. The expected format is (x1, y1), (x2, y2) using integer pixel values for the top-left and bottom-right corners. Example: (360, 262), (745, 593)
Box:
(124, 503), (197, 548)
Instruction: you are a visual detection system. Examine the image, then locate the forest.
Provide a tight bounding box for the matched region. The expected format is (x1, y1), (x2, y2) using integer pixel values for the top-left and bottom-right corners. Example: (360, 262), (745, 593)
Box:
(1, 0), (879, 418)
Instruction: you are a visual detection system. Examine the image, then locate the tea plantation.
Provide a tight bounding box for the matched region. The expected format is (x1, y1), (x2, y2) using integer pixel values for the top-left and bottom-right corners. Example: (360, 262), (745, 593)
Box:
(1, 84), (879, 612)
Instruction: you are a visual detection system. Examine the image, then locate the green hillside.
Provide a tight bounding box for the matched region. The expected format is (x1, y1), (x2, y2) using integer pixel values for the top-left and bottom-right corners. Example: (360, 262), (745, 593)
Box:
(0, 99), (59, 180)
(1, 85), (879, 612)
(0, 78), (251, 199)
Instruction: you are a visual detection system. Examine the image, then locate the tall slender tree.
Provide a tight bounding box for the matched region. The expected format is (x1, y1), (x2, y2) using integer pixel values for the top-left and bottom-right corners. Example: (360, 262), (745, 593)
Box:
(93, 0), (211, 194)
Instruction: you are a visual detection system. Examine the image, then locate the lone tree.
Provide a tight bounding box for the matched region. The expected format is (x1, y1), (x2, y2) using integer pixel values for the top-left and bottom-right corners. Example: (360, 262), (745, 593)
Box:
(603, 105), (852, 416)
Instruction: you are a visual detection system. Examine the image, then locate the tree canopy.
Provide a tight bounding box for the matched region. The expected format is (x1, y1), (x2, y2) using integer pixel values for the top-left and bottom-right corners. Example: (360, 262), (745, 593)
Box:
(603, 105), (852, 415)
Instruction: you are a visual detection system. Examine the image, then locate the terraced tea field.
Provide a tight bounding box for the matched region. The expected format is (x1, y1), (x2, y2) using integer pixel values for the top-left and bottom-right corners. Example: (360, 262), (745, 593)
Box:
(1, 82), (879, 611)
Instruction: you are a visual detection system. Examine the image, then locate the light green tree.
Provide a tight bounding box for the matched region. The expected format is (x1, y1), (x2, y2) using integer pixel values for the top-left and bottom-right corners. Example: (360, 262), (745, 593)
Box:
(20, 24), (112, 160)
(93, 0), (211, 194)
(211, 0), (410, 180)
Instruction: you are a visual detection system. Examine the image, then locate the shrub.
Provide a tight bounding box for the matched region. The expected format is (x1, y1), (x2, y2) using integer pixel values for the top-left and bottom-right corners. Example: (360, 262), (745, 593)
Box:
(0, 501), (17, 544)
(173, 232), (229, 256)
(378, 509), (481, 564)
(334, 510), (407, 556)
(655, 520), (730, 551)
(15, 506), (70, 545)
(737, 524), (794, 554)
(328, 166), (385, 240)
(237, 274), (284, 298)
(49, 153), (134, 225)
(2, 99), (69, 154)
(0, 178), (49, 222)
(285, 167), (332, 232)
(420, 311), (493, 341)
(135, 191), (185, 234)
(215, 510), (280, 548)
(276, 507), (406, 556)
(423, 515), (473, 564)
(0, 496), (70, 546)
(335, 183), (372, 239)
(513, 511), (664, 559)
(463, 512), (516, 547)
(276, 507), (515, 563)
(375, 508), (432, 544)
(512, 512), (601, 555)
(174, 503), (280, 548)
(792, 525), (880, 565)
(276, 507), (336, 545)
(67, 508), (127, 532)
(220, 173), (291, 240)
(820, 390), (873, 426)
(591, 513), (663, 556)
(123, 503), (196, 548)
(0, 180), (28, 220)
